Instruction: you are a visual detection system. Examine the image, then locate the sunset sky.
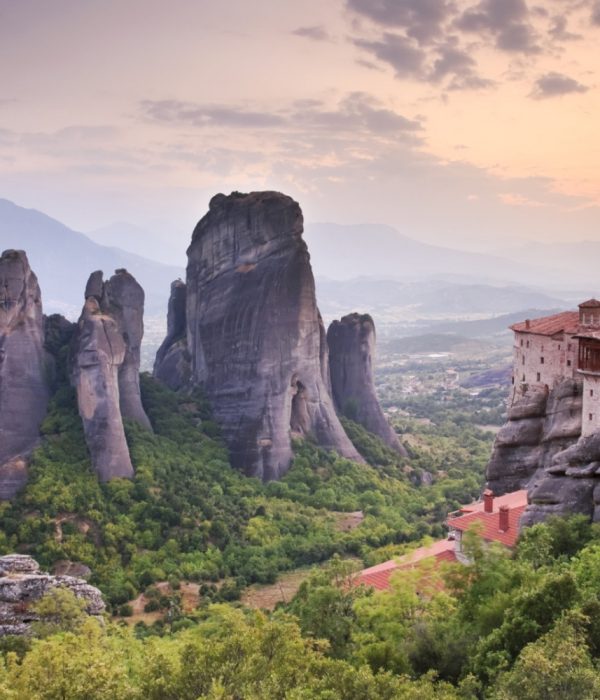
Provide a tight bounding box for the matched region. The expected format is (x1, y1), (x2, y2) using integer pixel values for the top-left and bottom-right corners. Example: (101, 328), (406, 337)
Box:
(1, 0), (599, 252)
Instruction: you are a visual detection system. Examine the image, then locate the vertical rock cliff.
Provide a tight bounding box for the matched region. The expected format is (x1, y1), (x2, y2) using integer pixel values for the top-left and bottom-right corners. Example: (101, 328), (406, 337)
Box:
(0, 250), (50, 499)
(71, 269), (151, 481)
(486, 379), (582, 497)
(155, 191), (362, 480)
(327, 313), (406, 454)
(153, 280), (190, 390)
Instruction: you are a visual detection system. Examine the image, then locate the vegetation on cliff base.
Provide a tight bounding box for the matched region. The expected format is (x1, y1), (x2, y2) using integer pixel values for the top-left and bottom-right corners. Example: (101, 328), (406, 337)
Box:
(0, 374), (491, 608)
(3, 516), (600, 698)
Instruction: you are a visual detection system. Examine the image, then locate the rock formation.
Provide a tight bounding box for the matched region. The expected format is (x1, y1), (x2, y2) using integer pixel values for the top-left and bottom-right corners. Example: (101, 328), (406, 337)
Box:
(521, 424), (600, 526)
(486, 379), (582, 496)
(0, 250), (51, 500)
(0, 554), (105, 636)
(71, 269), (151, 481)
(153, 280), (190, 390)
(327, 313), (406, 454)
(155, 191), (363, 480)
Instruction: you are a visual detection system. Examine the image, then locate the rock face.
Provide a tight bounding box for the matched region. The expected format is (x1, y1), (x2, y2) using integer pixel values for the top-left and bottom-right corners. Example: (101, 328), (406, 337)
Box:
(521, 429), (600, 526)
(153, 280), (190, 390)
(486, 379), (582, 497)
(0, 250), (51, 500)
(327, 313), (406, 454)
(155, 191), (362, 480)
(71, 269), (151, 481)
(0, 554), (105, 636)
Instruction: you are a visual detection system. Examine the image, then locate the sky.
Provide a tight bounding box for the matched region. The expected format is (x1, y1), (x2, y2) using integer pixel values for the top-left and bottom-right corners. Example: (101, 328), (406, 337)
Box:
(0, 0), (599, 253)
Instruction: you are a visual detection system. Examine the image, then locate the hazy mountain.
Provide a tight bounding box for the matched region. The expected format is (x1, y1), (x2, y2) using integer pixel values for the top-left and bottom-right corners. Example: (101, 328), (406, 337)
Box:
(316, 277), (569, 325)
(0, 199), (183, 317)
(501, 240), (600, 290)
(422, 308), (565, 338)
(304, 222), (566, 286)
(87, 222), (188, 267)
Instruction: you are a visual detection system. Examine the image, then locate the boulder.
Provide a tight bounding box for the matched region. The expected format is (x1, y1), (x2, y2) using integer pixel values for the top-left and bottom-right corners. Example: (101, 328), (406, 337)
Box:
(0, 250), (51, 499)
(0, 554), (105, 636)
(327, 313), (406, 454)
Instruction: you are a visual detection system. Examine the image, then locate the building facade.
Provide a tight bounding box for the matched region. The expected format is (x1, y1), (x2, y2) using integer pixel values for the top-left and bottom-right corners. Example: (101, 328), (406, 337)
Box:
(510, 300), (600, 437)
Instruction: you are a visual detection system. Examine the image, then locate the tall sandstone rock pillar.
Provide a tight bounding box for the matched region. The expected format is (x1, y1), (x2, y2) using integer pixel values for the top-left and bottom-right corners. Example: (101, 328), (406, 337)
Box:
(327, 313), (406, 454)
(0, 250), (50, 499)
(156, 191), (362, 480)
(71, 269), (151, 481)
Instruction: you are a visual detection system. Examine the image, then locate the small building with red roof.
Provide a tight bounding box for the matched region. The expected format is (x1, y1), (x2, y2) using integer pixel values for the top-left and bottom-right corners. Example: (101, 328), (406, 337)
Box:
(353, 489), (528, 591)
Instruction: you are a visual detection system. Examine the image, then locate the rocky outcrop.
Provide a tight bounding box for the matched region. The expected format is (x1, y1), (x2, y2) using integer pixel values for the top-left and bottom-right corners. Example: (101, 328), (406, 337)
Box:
(71, 269), (151, 481)
(0, 554), (104, 636)
(0, 250), (51, 500)
(155, 191), (362, 480)
(327, 313), (406, 454)
(153, 280), (190, 390)
(486, 379), (582, 496)
(521, 429), (600, 526)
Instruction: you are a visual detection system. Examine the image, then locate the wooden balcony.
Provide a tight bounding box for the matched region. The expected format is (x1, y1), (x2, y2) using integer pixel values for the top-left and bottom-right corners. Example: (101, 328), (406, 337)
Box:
(578, 338), (600, 373)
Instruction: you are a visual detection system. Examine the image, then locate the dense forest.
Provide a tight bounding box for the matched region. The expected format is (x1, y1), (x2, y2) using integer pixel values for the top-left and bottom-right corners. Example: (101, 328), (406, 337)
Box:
(5, 363), (589, 698)
(3, 516), (600, 698)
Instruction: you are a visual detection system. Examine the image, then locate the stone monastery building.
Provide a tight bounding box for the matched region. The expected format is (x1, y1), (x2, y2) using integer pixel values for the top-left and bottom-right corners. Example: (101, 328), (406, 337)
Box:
(510, 299), (600, 437)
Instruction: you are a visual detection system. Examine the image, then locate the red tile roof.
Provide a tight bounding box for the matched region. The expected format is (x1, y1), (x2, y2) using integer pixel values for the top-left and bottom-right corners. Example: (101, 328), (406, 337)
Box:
(353, 539), (457, 591)
(354, 490), (529, 592)
(448, 504), (527, 548)
(450, 489), (528, 516)
(510, 311), (579, 337)
(579, 299), (600, 308)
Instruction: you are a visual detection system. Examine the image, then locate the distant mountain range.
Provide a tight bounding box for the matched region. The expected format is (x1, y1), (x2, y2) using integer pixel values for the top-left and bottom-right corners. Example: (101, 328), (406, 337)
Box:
(0, 198), (586, 330)
(0, 199), (184, 317)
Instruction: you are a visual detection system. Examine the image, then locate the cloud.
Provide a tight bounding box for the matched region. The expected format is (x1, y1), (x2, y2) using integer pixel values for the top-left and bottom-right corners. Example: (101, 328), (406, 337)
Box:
(141, 100), (286, 128)
(140, 94), (423, 143)
(346, 0), (453, 44)
(499, 192), (546, 207)
(548, 14), (582, 41)
(354, 33), (426, 78)
(354, 33), (493, 89)
(530, 71), (588, 98)
(455, 0), (540, 53)
(291, 25), (330, 41)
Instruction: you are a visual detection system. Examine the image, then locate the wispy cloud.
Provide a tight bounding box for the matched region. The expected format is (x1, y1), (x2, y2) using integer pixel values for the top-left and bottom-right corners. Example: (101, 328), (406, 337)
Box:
(291, 25), (331, 41)
(529, 71), (588, 99)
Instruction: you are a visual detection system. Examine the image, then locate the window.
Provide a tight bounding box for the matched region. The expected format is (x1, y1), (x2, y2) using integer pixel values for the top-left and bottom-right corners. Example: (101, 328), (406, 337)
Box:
(567, 360), (572, 367)
(523, 374), (526, 381)
(540, 357), (544, 364)
(520, 339), (523, 347)
(512, 376), (515, 385)
(526, 340), (530, 348)
(558, 344), (561, 350)
(568, 343), (572, 351)
(592, 390), (595, 397)
(537, 372), (541, 382)
(522, 356), (525, 365)
(590, 413), (594, 422)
